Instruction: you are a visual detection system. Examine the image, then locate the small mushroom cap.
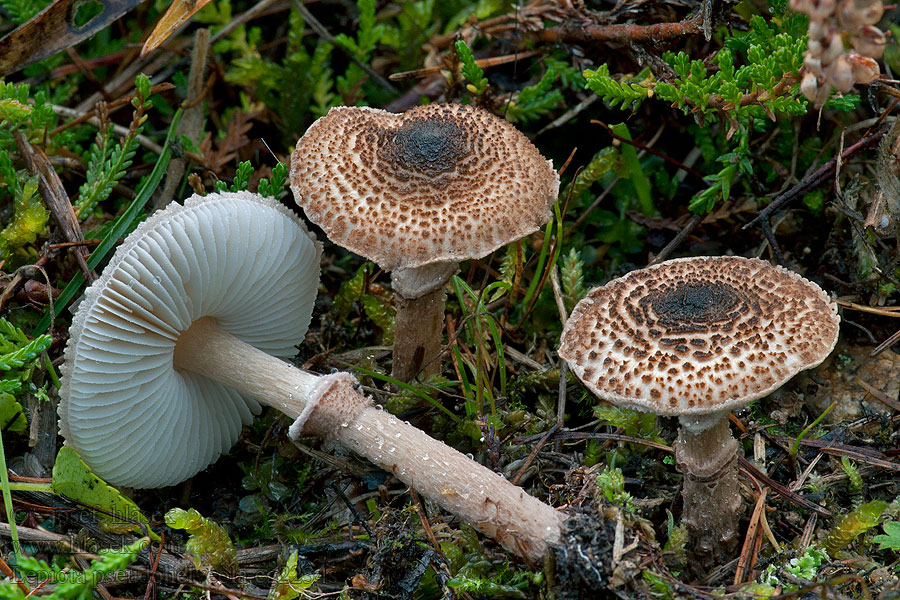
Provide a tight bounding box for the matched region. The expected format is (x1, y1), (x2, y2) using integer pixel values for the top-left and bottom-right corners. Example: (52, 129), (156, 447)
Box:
(290, 103), (559, 271)
(59, 191), (322, 488)
(559, 256), (840, 416)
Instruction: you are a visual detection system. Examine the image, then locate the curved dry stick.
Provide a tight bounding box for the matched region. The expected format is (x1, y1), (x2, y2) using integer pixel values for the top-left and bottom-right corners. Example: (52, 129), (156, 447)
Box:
(533, 14), (704, 44)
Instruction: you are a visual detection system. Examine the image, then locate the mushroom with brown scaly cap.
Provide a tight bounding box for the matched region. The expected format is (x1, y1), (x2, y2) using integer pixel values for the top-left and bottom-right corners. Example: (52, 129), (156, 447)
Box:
(290, 103), (559, 382)
(59, 191), (563, 562)
(558, 256), (839, 569)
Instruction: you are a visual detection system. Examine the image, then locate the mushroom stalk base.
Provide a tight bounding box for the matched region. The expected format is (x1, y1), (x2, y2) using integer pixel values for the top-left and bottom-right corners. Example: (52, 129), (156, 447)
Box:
(675, 415), (742, 571)
(175, 317), (562, 562)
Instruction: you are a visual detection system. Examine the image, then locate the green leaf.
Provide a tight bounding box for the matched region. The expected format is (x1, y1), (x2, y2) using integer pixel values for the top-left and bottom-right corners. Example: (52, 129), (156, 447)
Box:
(597, 466), (634, 511)
(0, 99), (31, 122)
(165, 508), (238, 574)
(0, 0), (46, 26)
(0, 317), (50, 432)
(507, 66), (567, 123)
(51, 447), (158, 540)
(135, 73), (152, 103)
(76, 73), (157, 218)
(354, 0), (382, 57)
(840, 455), (862, 492)
(488, 242), (519, 303)
(0, 380), (20, 393)
(0, 393), (26, 432)
(690, 164), (737, 214)
(610, 123), (654, 215)
(614, 13), (808, 129)
(0, 153), (49, 266)
(593, 405), (662, 442)
(0, 323), (50, 370)
(874, 521), (900, 551)
(824, 94), (862, 112)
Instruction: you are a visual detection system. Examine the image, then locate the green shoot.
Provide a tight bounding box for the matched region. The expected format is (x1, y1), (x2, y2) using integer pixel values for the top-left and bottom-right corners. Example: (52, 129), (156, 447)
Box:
(74, 73), (154, 218)
(258, 162), (288, 198)
(569, 146), (617, 200)
(165, 507), (238, 574)
(789, 401), (835, 466)
(560, 248), (585, 314)
(824, 500), (887, 555)
(269, 550), (320, 600)
(840, 456), (863, 493)
(597, 465), (634, 511)
(455, 40), (488, 96)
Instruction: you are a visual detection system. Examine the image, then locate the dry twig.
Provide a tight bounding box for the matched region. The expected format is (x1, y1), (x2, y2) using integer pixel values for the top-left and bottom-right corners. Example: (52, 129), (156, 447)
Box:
(533, 14), (704, 44)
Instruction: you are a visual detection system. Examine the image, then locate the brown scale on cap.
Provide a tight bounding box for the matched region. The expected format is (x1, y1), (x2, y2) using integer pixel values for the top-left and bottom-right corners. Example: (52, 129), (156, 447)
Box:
(559, 256), (840, 416)
(290, 103), (558, 271)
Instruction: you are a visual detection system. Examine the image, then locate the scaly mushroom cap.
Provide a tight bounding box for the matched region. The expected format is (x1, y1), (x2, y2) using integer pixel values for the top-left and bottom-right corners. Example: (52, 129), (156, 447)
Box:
(290, 103), (559, 271)
(59, 191), (322, 488)
(559, 256), (840, 416)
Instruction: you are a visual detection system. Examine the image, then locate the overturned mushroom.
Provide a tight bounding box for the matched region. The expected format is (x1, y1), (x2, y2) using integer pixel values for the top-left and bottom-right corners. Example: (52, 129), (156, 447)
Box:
(290, 103), (559, 381)
(60, 191), (562, 561)
(558, 256), (839, 568)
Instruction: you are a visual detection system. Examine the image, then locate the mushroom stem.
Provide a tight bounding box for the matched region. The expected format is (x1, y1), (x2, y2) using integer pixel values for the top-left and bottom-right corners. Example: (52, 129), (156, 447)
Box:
(174, 318), (320, 413)
(392, 287), (446, 382)
(175, 317), (563, 561)
(390, 262), (458, 382)
(675, 414), (742, 570)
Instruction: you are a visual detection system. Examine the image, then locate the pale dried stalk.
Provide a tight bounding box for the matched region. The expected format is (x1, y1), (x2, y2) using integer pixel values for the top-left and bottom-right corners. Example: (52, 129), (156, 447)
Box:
(176, 318), (563, 561)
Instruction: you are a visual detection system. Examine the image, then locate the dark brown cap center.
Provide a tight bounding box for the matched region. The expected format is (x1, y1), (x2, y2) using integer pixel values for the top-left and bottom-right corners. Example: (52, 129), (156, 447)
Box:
(650, 282), (740, 324)
(380, 117), (468, 179)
